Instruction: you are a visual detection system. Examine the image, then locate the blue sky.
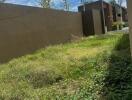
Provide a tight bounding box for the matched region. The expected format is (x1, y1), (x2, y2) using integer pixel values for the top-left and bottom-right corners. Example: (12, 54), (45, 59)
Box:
(5, 0), (39, 6)
(5, 0), (127, 11)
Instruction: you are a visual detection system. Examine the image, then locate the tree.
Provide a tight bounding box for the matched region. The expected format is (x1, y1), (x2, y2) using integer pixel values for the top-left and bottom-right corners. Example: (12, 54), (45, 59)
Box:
(109, 0), (116, 5)
(62, 0), (69, 11)
(118, 0), (123, 6)
(117, 0), (123, 22)
(38, 0), (68, 10)
(80, 0), (85, 3)
(38, 0), (51, 8)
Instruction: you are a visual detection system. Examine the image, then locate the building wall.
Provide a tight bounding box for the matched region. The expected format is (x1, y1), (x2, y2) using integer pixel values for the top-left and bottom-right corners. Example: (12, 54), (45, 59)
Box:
(113, 5), (128, 23)
(122, 7), (128, 22)
(93, 9), (103, 35)
(79, 1), (113, 32)
(127, 0), (132, 56)
(105, 3), (113, 31)
(0, 3), (83, 62)
(79, 9), (95, 36)
(78, 7), (103, 36)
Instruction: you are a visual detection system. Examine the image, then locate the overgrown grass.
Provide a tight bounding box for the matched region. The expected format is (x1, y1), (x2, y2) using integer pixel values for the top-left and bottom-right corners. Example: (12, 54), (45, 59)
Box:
(0, 33), (131, 100)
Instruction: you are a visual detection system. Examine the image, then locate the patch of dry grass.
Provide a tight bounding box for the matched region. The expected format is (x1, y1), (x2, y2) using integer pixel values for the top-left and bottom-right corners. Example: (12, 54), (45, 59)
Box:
(0, 33), (128, 99)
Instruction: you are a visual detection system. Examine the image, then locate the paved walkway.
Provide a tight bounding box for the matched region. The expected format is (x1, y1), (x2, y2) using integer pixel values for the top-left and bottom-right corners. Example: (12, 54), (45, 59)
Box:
(108, 27), (129, 34)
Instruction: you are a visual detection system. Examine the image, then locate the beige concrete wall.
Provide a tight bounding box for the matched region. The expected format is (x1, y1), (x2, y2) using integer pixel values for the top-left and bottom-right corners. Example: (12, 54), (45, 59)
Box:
(127, 0), (132, 56)
(0, 3), (83, 62)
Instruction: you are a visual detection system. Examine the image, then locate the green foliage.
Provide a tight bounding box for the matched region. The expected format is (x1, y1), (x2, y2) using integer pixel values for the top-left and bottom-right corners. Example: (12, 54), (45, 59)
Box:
(115, 34), (130, 50)
(0, 33), (131, 99)
(109, 0), (116, 5)
(26, 70), (63, 88)
(112, 21), (125, 30)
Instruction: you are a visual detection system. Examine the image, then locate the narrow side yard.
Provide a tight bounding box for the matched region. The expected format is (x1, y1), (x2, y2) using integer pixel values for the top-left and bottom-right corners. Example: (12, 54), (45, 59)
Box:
(0, 33), (131, 99)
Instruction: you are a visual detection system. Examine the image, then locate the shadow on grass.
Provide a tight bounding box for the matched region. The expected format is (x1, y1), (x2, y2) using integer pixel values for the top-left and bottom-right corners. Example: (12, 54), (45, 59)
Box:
(102, 34), (132, 100)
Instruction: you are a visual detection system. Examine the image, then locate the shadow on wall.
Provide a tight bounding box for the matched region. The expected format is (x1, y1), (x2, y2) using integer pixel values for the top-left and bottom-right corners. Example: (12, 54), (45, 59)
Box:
(0, 34), (82, 64)
(102, 34), (132, 99)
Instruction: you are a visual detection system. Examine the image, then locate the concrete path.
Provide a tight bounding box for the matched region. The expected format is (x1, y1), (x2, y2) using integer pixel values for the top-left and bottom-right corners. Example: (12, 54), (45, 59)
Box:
(108, 27), (129, 34)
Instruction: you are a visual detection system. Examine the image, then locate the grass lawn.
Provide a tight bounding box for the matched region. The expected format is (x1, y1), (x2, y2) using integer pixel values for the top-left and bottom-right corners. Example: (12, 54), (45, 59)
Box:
(0, 33), (131, 100)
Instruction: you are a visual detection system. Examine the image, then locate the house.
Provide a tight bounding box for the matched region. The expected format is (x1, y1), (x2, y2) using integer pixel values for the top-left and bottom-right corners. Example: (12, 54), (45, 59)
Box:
(78, 0), (128, 33)
(78, 0), (113, 32)
(122, 7), (128, 22)
(112, 4), (128, 22)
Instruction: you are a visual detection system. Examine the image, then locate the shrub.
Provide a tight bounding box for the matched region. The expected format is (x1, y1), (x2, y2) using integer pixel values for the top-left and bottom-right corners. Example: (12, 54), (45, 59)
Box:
(26, 70), (63, 88)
